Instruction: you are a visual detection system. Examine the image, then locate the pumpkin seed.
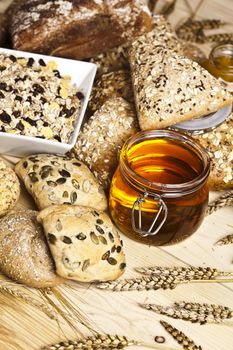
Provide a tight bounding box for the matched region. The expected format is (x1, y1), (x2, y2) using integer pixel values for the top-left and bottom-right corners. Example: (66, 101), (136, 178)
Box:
(96, 225), (104, 235)
(47, 180), (57, 187)
(47, 233), (57, 245)
(56, 219), (62, 231)
(70, 191), (77, 204)
(63, 191), (69, 198)
(76, 233), (86, 240)
(59, 169), (71, 177)
(62, 236), (72, 244)
(56, 177), (66, 184)
(82, 259), (90, 271)
(107, 257), (117, 265)
(72, 179), (80, 190)
(102, 251), (110, 260)
(108, 232), (114, 243)
(82, 179), (91, 193)
(119, 263), (126, 270)
(99, 236), (107, 245)
(90, 231), (99, 245)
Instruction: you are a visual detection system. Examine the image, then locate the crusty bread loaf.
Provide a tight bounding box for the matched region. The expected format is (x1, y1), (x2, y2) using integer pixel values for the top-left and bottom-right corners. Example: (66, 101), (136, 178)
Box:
(0, 209), (63, 288)
(37, 205), (126, 282)
(15, 154), (107, 211)
(0, 13), (7, 46)
(193, 113), (233, 190)
(10, 0), (153, 60)
(74, 98), (139, 190)
(0, 160), (20, 217)
(129, 17), (232, 130)
(88, 70), (134, 115)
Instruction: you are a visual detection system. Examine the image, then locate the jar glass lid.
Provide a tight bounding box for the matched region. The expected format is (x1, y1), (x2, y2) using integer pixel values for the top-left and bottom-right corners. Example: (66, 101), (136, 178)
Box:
(171, 104), (232, 134)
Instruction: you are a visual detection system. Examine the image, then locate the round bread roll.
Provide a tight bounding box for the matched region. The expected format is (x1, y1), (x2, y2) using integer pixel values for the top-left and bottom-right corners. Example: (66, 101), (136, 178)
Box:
(193, 113), (233, 190)
(0, 210), (63, 288)
(0, 160), (20, 217)
(37, 205), (126, 283)
(15, 154), (107, 211)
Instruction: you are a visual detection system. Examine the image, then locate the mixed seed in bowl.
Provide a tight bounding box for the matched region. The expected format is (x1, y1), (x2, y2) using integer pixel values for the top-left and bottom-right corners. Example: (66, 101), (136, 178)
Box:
(0, 53), (83, 143)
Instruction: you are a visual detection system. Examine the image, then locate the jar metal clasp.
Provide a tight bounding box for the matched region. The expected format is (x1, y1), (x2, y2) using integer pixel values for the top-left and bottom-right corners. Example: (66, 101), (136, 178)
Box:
(131, 191), (168, 237)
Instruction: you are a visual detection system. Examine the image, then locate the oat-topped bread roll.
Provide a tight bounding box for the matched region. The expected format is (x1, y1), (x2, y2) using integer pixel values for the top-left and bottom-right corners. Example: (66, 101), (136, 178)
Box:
(193, 113), (233, 190)
(15, 154), (107, 211)
(10, 0), (152, 60)
(129, 44), (232, 130)
(37, 205), (126, 282)
(74, 98), (139, 190)
(0, 210), (63, 288)
(88, 70), (134, 115)
(90, 44), (129, 77)
(0, 160), (20, 217)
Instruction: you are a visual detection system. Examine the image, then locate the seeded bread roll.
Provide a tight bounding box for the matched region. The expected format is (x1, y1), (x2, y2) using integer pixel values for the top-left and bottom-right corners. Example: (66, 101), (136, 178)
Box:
(129, 40), (232, 130)
(192, 113), (233, 190)
(0, 210), (63, 288)
(37, 205), (126, 282)
(0, 160), (20, 217)
(10, 0), (153, 60)
(88, 70), (134, 115)
(90, 44), (130, 77)
(74, 98), (139, 190)
(15, 154), (107, 211)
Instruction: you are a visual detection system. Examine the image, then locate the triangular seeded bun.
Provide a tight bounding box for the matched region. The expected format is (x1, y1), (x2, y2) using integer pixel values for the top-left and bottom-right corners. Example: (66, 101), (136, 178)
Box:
(129, 44), (232, 130)
(193, 113), (233, 190)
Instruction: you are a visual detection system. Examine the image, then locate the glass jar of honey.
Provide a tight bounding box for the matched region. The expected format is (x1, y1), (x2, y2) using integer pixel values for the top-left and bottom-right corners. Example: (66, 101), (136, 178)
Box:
(109, 130), (210, 246)
(202, 43), (233, 92)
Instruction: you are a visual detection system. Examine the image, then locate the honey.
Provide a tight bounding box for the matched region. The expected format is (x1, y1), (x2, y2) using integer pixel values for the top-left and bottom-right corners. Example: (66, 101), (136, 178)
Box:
(109, 130), (210, 246)
(202, 43), (233, 92)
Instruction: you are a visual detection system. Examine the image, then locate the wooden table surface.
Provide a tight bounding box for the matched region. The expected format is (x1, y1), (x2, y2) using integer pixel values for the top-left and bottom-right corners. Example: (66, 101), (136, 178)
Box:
(0, 1), (233, 350)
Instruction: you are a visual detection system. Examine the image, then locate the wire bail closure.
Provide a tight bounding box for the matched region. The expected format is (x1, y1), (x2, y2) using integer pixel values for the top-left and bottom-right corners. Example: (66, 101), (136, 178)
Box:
(131, 191), (168, 237)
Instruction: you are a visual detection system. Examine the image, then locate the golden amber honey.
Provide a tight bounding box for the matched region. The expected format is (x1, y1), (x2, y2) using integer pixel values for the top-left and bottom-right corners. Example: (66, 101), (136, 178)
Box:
(109, 130), (210, 246)
(202, 43), (233, 92)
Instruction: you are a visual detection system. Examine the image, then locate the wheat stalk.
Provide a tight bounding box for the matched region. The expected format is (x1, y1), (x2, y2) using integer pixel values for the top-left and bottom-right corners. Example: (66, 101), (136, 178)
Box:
(42, 334), (179, 350)
(207, 190), (233, 215)
(0, 282), (58, 321)
(160, 320), (203, 350)
(96, 266), (233, 291)
(215, 234), (233, 245)
(135, 266), (220, 279)
(142, 301), (233, 324)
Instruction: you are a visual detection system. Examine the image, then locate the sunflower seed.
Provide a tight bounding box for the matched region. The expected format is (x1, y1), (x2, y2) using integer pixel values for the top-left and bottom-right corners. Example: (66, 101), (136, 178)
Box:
(99, 236), (108, 245)
(108, 257), (117, 265)
(82, 179), (91, 193)
(102, 251), (110, 260)
(82, 259), (90, 271)
(56, 177), (66, 184)
(72, 179), (80, 190)
(70, 191), (78, 204)
(56, 219), (63, 231)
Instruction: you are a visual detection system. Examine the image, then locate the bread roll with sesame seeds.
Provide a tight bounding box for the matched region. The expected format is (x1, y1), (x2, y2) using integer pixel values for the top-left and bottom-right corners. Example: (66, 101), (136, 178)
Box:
(192, 113), (233, 190)
(74, 97), (139, 190)
(37, 205), (126, 282)
(129, 18), (232, 130)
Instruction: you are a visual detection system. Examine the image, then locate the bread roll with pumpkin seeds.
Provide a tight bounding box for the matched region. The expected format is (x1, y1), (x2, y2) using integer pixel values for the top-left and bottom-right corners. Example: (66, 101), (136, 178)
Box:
(37, 205), (126, 282)
(0, 209), (63, 288)
(0, 160), (20, 217)
(15, 154), (107, 211)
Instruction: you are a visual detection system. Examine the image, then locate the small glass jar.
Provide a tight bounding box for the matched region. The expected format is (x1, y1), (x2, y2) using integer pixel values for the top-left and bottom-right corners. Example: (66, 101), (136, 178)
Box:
(109, 130), (210, 246)
(202, 43), (233, 92)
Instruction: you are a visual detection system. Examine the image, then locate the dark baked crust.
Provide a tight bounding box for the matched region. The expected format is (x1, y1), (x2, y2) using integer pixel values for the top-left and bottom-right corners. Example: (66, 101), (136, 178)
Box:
(10, 0), (153, 59)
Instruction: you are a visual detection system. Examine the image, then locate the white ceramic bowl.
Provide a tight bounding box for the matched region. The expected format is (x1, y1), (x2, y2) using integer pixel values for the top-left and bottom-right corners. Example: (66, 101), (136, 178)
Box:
(0, 48), (96, 157)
